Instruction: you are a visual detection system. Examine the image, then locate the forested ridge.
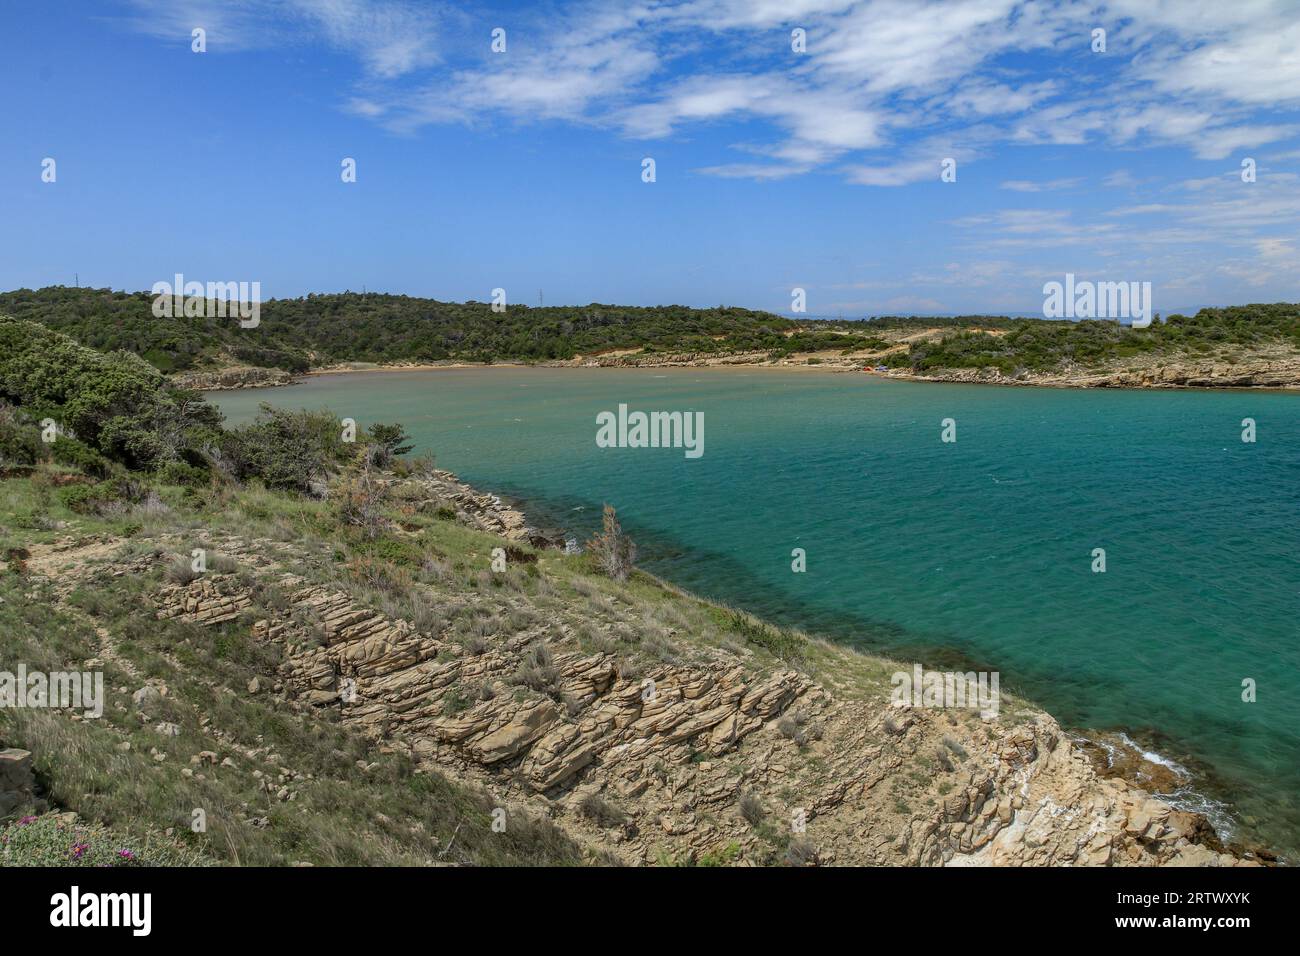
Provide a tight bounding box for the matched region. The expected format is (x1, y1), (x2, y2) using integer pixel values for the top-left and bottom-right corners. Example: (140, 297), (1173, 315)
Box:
(0, 286), (864, 372)
(873, 304), (1300, 373)
(0, 286), (1296, 377)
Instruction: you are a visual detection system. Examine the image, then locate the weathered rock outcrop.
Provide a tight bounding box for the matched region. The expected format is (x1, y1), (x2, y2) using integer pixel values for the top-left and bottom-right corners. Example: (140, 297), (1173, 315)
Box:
(898, 354), (1300, 390)
(146, 543), (1251, 867)
(0, 748), (41, 819)
(21, 467), (1259, 867)
(173, 366), (297, 390)
(392, 470), (557, 545)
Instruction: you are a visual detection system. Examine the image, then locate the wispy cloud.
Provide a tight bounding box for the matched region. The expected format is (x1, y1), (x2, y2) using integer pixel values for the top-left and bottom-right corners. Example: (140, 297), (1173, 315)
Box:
(124, 0), (446, 77)
(119, 0), (1300, 187)
(1000, 177), (1084, 192)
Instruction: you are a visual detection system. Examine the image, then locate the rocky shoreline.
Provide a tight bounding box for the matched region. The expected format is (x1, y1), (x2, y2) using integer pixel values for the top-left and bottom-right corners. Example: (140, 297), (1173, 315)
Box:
(174, 366), (298, 390)
(442, 475), (1272, 864)
(883, 359), (1300, 390)
(342, 471), (1271, 863)
(396, 467), (568, 551)
(182, 351), (1300, 392)
(7, 463), (1272, 865)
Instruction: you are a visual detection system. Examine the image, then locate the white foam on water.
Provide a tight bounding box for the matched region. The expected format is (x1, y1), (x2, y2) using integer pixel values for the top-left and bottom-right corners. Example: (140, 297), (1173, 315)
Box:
(1117, 732), (1191, 778)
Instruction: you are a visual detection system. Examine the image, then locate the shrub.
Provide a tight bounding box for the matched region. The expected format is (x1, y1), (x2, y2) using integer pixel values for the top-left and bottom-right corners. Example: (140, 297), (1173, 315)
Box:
(60, 484), (102, 515)
(0, 317), (220, 470)
(0, 402), (42, 468)
(366, 423), (413, 468)
(62, 475), (152, 515)
(738, 791), (765, 826)
(50, 435), (111, 478)
(784, 836), (819, 867)
(164, 555), (200, 585)
(334, 459), (390, 539)
(577, 793), (627, 828)
(697, 841), (742, 866)
(777, 714), (808, 747)
(155, 460), (209, 487)
(723, 609), (807, 663)
(586, 504), (636, 582)
(442, 686), (472, 715)
(347, 556), (413, 595)
(513, 642), (560, 695)
(215, 404), (351, 494)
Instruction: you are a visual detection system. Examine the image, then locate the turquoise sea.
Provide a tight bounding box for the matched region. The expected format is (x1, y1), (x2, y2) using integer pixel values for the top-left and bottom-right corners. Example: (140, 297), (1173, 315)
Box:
(209, 368), (1300, 859)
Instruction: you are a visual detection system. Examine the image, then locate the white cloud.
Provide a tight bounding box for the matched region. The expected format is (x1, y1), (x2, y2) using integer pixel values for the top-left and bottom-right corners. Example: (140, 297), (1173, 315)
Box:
(1000, 177), (1083, 192)
(124, 0), (444, 77)
(693, 162), (810, 180)
(120, 0), (1300, 188)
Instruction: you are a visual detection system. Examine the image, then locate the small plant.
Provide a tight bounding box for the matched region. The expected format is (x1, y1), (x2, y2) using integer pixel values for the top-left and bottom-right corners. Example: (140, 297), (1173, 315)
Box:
(777, 710), (819, 748)
(347, 556), (412, 595)
(334, 456), (390, 539)
(586, 504), (636, 582)
(784, 836), (819, 867)
(442, 686), (472, 715)
(723, 609), (806, 663)
(512, 642), (560, 695)
(577, 793), (627, 828)
(164, 555), (200, 585)
(366, 423), (413, 468)
(697, 841), (742, 866)
(776, 714), (807, 747)
(208, 552), (239, 574)
(738, 791), (765, 827)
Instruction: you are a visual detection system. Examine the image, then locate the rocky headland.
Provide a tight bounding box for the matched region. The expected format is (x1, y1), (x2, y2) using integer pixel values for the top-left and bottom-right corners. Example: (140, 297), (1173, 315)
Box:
(2, 466), (1265, 866)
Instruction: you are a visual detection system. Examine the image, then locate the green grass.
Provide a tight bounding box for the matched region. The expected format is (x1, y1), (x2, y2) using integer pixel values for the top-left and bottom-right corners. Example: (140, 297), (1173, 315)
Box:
(1, 814), (209, 867)
(0, 519), (587, 866)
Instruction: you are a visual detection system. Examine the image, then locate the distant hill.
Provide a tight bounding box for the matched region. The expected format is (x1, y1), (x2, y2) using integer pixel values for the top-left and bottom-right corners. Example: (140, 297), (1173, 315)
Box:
(0, 286), (868, 373)
(863, 304), (1300, 375)
(1, 287), (1297, 388)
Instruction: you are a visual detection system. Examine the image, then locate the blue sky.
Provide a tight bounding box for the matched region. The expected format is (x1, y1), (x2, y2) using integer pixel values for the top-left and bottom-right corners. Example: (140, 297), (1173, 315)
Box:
(2, 0), (1298, 317)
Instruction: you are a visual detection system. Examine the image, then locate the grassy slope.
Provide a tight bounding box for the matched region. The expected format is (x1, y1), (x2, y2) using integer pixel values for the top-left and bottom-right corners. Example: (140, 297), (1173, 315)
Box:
(0, 474), (593, 866)
(0, 459), (951, 866)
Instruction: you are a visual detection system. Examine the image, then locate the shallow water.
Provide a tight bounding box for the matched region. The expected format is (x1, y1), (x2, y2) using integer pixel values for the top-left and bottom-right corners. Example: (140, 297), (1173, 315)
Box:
(209, 367), (1300, 858)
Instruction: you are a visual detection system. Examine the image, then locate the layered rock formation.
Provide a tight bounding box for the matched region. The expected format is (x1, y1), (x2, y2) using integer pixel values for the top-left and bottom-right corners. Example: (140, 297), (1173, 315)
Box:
(17, 468), (1259, 866)
(140, 536), (1251, 866)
